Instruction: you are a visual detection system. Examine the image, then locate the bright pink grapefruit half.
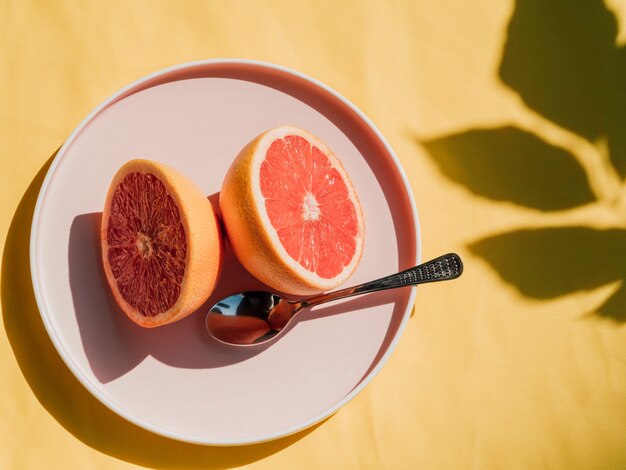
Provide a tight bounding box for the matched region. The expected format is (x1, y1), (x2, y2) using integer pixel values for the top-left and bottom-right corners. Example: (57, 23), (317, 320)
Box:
(220, 126), (364, 295)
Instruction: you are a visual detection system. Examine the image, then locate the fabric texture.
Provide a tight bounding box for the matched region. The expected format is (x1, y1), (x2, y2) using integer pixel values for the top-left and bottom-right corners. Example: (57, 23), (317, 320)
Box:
(2, 0), (626, 468)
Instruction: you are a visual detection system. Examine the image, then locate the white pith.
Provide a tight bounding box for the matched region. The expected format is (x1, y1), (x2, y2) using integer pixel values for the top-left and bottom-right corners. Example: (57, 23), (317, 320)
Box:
(302, 192), (321, 221)
(135, 232), (153, 258)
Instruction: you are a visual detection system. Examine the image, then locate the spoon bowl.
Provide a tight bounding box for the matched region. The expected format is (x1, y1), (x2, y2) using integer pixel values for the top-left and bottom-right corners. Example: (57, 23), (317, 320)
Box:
(206, 253), (463, 346)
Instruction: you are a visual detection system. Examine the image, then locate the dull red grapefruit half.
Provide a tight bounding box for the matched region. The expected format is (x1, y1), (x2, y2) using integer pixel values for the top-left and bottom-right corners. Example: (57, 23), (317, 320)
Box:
(101, 159), (223, 327)
(220, 126), (365, 295)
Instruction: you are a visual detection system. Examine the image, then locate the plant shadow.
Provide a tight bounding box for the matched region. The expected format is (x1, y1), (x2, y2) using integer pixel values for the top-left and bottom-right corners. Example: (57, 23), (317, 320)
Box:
(422, 126), (594, 211)
(499, 0), (626, 177)
(1, 155), (319, 469)
(469, 227), (626, 321)
(420, 0), (626, 322)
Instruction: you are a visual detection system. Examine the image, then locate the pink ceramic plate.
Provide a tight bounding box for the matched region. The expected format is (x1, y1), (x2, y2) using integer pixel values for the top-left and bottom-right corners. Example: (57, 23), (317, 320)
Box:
(30, 59), (420, 445)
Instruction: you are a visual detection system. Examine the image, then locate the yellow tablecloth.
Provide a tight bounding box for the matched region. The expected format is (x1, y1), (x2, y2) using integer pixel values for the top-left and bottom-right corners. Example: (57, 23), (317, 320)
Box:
(3, 1), (626, 468)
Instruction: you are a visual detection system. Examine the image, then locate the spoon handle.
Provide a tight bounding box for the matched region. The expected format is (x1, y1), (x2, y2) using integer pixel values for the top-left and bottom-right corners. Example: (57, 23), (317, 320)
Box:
(302, 253), (463, 309)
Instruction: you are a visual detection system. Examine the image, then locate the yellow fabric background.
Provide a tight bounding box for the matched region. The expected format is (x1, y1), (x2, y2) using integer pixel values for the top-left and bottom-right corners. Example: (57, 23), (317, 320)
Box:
(3, 0), (626, 468)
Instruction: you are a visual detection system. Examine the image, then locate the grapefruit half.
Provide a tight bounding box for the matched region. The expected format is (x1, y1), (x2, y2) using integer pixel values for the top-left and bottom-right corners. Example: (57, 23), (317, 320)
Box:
(220, 126), (364, 295)
(101, 159), (223, 327)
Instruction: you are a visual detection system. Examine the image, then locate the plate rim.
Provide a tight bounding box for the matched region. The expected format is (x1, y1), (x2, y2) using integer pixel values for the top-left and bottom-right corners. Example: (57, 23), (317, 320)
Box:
(29, 58), (421, 446)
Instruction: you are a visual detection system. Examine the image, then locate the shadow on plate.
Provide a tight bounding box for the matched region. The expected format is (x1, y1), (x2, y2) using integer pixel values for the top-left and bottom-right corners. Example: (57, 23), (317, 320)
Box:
(1, 155), (322, 468)
(69, 209), (275, 383)
(69, 208), (411, 382)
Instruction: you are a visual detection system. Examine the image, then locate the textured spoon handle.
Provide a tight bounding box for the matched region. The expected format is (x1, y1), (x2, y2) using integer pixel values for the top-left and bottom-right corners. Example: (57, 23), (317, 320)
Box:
(377, 253), (463, 288)
(303, 253), (463, 309)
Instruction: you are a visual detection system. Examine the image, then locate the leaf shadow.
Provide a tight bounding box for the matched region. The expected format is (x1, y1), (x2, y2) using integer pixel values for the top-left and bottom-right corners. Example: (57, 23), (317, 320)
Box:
(1, 154), (316, 469)
(500, 0), (626, 177)
(470, 227), (626, 322)
(422, 126), (594, 211)
(419, 0), (626, 322)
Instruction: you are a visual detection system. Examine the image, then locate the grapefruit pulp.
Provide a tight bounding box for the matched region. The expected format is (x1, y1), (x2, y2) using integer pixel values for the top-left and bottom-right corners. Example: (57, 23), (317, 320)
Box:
(101, 159), (223, 327)
(220, 126), (364, 295)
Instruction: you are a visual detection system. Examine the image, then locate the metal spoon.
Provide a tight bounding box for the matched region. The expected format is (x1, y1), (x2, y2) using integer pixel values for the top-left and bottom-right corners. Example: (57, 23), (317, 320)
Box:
(205, 253), (463, 346)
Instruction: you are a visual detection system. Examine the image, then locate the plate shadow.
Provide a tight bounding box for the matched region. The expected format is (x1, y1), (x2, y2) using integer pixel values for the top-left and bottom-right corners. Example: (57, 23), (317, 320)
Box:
(2, 154), (317, 468)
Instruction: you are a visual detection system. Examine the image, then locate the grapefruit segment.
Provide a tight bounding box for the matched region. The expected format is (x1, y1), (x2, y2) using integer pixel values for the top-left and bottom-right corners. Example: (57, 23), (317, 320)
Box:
(101, 159), (223, 328)
(106, 172), (187, 317)
(220, 126), (364, 295)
